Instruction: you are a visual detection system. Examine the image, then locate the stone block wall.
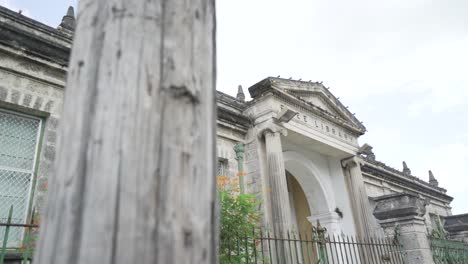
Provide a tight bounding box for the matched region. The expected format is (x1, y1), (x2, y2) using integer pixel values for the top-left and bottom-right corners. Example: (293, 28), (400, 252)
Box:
(0, 48), (66, 220)
(363, 170), (452, 234)
(374, 193), (435, 264)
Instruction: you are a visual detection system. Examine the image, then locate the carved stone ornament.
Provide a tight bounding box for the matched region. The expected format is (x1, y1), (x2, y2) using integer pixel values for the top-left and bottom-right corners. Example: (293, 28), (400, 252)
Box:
(429, 170), (439, 187)
(402, 161), (411, 176)
(258, 124), (288, 139)
(359, 143), (375, 160)
(373, 193), (428, 220)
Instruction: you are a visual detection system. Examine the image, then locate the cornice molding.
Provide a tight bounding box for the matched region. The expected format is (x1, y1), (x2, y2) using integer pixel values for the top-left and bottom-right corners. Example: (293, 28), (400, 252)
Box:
(361, 160), (453, 202)
(0, 20), (71, 66)
(247, 77), (366, 135)
(216, 90), (246, 111)
(217, 106), (251, 131)
(286, 89), (351, 122)
(271, 89), (364, 136)
(0, 6), (72, 43)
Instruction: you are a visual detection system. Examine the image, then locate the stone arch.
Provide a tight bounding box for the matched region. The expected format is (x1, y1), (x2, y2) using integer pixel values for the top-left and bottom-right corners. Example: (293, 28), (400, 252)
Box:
(283, 151), (334, 216)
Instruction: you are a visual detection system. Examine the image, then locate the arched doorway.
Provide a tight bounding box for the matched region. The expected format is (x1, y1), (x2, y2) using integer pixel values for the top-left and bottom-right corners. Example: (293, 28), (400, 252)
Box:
(285, 171), (318, 263)
(286, 172), (312, 234)
(283, 151), (341, 234)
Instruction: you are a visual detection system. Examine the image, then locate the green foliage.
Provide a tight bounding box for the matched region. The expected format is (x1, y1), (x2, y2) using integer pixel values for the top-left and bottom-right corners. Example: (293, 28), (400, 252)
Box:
(431, 215), (448, 239)
(218, 176), (262, 263)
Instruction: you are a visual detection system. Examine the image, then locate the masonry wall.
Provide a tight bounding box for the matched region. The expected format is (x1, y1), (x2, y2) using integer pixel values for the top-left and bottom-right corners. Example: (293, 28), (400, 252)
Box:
(0, 46), (66, 219)
(363, 172), (452, 232)
(216, 125), (245, 178)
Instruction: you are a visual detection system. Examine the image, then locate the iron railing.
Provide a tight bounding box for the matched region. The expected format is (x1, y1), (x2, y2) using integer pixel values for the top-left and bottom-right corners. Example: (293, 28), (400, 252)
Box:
(0, 206), (38, 264)
(430, 237), (468, 264)
(220, 225), (406, 264)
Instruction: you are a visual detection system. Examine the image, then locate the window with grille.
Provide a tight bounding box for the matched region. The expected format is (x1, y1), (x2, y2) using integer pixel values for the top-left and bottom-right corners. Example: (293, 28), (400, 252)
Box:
(0, 109), (42, 247)
(217, 159), (228, 176)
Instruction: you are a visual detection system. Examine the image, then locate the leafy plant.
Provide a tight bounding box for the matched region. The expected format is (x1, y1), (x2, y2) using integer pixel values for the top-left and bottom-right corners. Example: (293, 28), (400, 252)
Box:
(217, 175), (262, 263)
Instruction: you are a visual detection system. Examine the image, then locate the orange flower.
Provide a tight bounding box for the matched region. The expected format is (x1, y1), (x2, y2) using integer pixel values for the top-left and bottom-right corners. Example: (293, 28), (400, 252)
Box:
(236, 171), (247, 176)
(217, 176), (230, 187)
(232, 177), (239, 186)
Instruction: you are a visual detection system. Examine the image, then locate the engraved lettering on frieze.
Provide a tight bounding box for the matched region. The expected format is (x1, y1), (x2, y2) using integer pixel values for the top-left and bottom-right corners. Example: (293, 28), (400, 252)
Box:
(281, 103), (357, 145)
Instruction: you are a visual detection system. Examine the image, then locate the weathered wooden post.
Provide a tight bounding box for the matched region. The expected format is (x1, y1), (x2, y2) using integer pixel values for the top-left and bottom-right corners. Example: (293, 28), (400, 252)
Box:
(34, 0), (217, 263)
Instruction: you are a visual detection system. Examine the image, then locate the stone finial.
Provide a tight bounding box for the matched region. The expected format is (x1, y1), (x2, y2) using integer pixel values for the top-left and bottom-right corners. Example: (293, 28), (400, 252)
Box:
(429, 170), (439, 187)
(402, 161), (411, 175)
(59, 6), (76, 32)
(236, 85), (245, 102)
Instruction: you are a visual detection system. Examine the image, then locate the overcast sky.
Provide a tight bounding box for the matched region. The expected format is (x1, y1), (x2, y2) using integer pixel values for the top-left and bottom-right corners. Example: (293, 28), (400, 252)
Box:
(1, 0), (467, 214)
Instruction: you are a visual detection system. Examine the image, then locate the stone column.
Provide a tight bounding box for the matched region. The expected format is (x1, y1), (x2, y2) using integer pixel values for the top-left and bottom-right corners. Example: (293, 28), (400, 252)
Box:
(342, 157), (376, 238)
(373, 193), (434, 264)
(263, 129), (293, 234)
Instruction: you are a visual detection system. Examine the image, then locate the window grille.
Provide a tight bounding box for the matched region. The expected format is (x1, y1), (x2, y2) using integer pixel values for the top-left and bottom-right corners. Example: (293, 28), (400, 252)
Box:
(217, 159), (228, 176)
(0, 109), (41, 247)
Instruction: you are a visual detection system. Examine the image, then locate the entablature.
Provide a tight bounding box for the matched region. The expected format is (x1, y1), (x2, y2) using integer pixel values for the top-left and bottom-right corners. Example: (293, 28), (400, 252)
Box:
(361, 157), (453, 203)
(0, 6), (72, 67)
(248, 77), (366, 135)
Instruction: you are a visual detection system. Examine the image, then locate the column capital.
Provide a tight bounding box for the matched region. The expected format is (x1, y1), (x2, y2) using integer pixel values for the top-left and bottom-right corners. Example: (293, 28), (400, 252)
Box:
(258, 124), (287, 139)
(341, 156), (360, 168)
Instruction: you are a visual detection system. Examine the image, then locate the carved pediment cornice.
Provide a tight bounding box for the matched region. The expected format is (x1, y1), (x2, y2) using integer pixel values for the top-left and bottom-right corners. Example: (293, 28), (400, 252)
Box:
(285, 89), (356, 123)
(248, 77), (366, 135)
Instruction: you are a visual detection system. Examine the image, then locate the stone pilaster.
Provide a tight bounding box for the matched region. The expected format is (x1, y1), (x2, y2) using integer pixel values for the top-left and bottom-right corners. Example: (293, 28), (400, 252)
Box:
(374, 193), (434, 264)
(263, 128), (293, 234)
(342, 157), (376, 238)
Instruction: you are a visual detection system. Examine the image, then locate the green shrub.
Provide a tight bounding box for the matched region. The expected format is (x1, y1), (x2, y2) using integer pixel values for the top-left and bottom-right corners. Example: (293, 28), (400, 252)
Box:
(217, 175), (262, 263)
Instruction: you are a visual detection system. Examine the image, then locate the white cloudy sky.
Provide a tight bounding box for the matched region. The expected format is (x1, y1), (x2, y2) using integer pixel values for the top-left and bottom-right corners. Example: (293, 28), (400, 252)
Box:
(2, 0), (467, 213)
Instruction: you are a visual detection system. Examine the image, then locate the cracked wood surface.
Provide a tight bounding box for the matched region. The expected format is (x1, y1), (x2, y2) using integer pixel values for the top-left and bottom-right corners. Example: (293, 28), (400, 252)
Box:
(34, 0), (217, 263)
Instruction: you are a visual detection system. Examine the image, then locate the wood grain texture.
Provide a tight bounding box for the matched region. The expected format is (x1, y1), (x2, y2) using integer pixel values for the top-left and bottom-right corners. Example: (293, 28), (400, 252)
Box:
(34, 0), (217, 263)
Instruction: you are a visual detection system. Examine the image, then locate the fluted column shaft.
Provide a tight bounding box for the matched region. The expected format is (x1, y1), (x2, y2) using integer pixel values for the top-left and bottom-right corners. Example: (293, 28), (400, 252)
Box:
(264, 130), (292, 234)
(343, 157), (376, 238)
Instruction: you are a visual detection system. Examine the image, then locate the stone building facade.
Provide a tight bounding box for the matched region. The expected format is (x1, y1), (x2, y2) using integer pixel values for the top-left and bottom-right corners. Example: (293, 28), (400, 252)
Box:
(0, 4), (458, 249)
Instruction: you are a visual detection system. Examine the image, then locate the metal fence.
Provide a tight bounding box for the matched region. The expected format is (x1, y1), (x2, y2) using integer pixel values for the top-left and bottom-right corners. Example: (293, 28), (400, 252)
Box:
(430, 237), (468, 264)
(0, 206), (38, 264)
(220, 225), (406, 264)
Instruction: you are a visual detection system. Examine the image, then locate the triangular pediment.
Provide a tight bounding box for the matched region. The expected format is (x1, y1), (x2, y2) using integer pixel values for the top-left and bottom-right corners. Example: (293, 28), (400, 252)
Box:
(248, 77), (366, 133)
(290, 90), (345, 118)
